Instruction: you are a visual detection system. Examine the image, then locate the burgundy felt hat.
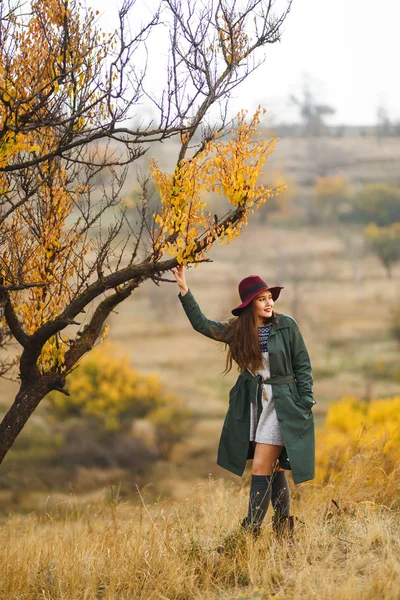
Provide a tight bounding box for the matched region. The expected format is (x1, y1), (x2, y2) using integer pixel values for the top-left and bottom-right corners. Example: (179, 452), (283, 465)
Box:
(231, 275), (283, 316)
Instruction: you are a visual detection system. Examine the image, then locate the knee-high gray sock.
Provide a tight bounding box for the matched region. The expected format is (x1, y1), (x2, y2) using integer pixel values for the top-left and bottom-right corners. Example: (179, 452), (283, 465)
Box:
(246, 474), (272, 528)
(271, 470), (290, 522)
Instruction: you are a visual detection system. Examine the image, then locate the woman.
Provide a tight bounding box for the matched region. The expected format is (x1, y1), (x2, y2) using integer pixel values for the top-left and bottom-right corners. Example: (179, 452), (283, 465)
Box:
(171, 265), (316, 538)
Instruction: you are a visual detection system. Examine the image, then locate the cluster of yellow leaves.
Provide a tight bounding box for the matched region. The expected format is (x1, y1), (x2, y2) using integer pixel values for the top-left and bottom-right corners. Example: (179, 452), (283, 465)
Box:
(217, 13), (249, 65)
(0, 132), (40, 171)
(316, 395), (400, 481)
(0, 0), (114, 372)
(47, 342), (190, 434)
(0, 0), (111, 140)
(1, 162), (90, 372)
(39, 335), (69, 371)
(0, 0), (112, 190)
(151, 108), (285, 265)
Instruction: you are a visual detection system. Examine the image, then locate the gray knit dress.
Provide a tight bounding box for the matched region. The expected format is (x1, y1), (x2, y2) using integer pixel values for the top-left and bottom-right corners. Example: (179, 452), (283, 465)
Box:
(249, 325), (285, 446)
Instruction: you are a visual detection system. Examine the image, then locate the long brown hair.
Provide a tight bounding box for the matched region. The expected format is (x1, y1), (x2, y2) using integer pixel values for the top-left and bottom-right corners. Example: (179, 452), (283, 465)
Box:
(212, 301), (277, 374)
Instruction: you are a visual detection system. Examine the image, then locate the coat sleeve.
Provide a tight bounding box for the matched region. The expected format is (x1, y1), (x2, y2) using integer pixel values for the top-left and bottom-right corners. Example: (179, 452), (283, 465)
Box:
(178, 289), (228, 340)
(290, 321), (316, 410)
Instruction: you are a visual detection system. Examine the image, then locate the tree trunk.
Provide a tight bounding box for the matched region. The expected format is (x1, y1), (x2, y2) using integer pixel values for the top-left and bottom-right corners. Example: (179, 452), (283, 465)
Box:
(0, 382), (48, 465)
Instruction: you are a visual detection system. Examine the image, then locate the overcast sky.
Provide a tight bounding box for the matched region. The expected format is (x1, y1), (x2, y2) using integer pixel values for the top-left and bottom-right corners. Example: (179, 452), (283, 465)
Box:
(94, 0), (399, 126)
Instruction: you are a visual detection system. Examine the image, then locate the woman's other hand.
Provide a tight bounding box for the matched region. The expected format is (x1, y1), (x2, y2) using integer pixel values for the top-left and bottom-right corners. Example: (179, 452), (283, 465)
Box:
(171, 265), (189, 296)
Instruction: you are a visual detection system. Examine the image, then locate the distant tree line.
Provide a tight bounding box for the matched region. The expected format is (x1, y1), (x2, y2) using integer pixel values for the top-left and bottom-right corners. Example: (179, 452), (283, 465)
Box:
(271, 81), (400, 138)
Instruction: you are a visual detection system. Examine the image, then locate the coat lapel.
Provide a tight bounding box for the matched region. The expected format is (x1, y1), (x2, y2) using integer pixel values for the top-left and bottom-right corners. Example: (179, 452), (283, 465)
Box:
(268, 315), (290, 338)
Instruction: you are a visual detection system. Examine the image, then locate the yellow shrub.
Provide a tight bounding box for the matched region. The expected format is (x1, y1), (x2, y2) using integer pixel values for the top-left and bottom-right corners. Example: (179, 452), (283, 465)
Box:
(316, 395), (400, 484)
(47, 342), (190, 437)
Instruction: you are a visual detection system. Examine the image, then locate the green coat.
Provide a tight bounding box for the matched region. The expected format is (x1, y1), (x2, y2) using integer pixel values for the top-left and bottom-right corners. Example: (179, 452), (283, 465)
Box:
(179, 290), (316, 484)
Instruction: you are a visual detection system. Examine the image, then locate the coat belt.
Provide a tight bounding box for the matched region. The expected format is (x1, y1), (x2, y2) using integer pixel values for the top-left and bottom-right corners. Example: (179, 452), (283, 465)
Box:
(239, 372), (295, 405)
(261, 375), (295, 385)
(239, 370), (295, 405)
(254, 374), (295, 406)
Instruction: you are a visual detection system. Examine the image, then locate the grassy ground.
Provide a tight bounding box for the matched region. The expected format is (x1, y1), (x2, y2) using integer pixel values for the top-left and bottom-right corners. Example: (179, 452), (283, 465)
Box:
(0, 468), (399, 599)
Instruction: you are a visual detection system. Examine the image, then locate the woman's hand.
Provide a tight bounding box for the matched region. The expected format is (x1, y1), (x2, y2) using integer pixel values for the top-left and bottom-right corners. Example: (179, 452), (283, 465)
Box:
(171, 265), (189, 295)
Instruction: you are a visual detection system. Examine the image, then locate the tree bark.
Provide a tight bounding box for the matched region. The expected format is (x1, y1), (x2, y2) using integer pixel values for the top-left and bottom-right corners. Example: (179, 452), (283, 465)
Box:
(0, 379), (52, 465)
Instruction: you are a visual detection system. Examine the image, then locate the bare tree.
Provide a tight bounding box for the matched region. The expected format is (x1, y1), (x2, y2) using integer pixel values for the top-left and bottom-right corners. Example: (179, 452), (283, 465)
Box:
(290, 80), (335, 137)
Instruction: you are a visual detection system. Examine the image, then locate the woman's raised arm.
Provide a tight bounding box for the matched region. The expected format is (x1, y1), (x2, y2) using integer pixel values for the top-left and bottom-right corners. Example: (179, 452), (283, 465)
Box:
(171, 266), (227, 340)
(171, 265), (189, 296)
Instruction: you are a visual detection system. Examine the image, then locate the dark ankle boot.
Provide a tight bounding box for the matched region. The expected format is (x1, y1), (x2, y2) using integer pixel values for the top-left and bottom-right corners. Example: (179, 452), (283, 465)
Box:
(272, 515), (295, 540)
(215, 517), (259, 555)
(241, 516), (261, 539)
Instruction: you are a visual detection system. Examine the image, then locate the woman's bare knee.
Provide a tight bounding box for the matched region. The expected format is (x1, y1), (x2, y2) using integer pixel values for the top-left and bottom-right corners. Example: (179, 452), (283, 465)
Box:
(252, 458), (276, 475)
(252, 443), (284, 475)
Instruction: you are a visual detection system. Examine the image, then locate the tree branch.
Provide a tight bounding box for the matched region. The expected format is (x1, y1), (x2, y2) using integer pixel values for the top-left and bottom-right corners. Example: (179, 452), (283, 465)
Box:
(2, 292), (30, 348)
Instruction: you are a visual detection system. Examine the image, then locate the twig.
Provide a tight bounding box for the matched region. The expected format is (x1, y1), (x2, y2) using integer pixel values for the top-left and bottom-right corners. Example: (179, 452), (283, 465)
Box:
(336, 535), (362, 545)
(135, 484), (176, 554)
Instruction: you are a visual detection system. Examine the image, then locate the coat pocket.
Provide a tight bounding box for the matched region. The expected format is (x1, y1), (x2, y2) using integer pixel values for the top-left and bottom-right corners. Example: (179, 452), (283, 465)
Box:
(292, 386), (314, 413)
(300, 396), (316, 411)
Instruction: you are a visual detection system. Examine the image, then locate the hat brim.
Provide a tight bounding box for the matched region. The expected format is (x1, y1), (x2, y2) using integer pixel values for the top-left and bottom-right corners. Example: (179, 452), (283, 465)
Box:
(231, 286), (283, 316)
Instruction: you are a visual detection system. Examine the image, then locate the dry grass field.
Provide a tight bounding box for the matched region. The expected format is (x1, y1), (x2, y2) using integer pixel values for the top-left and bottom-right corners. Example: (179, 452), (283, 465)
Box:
(1, 465), (399, 600)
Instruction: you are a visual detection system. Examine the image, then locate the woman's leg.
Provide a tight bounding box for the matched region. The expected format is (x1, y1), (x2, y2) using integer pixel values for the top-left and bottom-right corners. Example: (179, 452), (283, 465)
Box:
(271, 468), (291, 531)
(244, 443), (284, 531)
(252, 443), (284, 475)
